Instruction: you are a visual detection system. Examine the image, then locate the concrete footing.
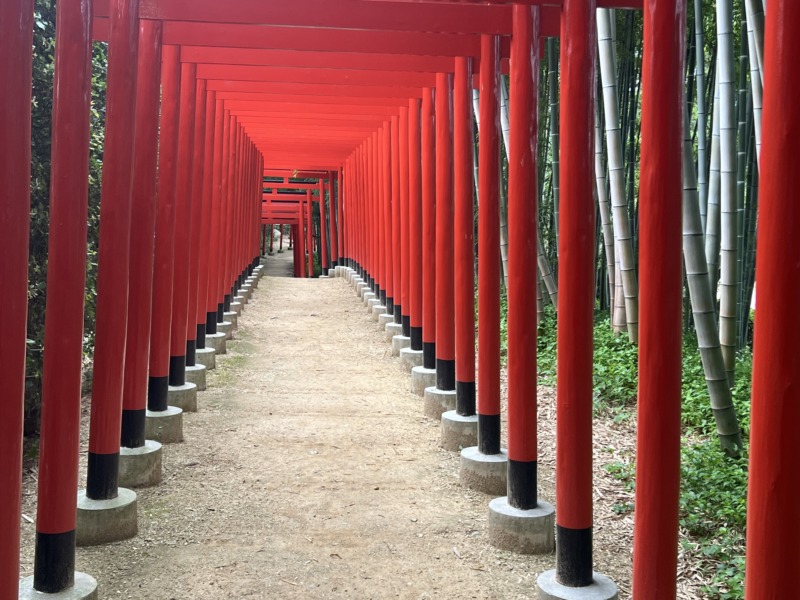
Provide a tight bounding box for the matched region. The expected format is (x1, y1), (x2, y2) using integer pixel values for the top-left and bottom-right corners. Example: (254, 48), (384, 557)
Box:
(195, 347), (216, 370)
(230, 301), (243, 316)
(168, 382), (198, 412)
(145, 406), (184, 443)
(234, 294), (247, 306)
(487, 496), (555, 554)
(217, 320), (234, 341)
(76, 487), (138, 546)
(19, 572), (98, 600)
(537, 571), (619, 600)
(378, 313), (394, 328)
(385, 322), (403, 342)
(206, 332), (227, 355)
(185, 364), (206, 391)
(391, 334), (410, 357)
(410, 366), (437, 397)
(359, 287), (372, 302)
(440, 410), (478, 451)
(423, 386), (456, 419)
(370, 303), (386, 319)
(119, 440), (162, 488)
(399, 348), (423, 372)
(223, 311), (238, 329)
(459, 446), (508, 496)
(367, 298), (381, 312)
(363, 291), (376, 306)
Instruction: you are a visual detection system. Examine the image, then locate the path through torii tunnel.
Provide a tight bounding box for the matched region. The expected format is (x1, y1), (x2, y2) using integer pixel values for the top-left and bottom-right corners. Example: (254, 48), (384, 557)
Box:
(1, 0), (799, 598)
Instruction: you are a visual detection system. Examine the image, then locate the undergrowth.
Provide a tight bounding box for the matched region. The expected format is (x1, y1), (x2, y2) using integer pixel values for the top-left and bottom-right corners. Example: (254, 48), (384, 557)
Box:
(528, 306), (751, 599)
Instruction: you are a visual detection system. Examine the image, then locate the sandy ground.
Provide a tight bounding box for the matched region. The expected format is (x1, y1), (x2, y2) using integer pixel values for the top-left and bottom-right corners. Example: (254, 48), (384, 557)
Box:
(17, 251), (707, 599)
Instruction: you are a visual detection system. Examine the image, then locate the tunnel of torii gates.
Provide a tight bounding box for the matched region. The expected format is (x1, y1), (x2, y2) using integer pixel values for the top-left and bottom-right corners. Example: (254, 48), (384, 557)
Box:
(0, 0), (797, 598)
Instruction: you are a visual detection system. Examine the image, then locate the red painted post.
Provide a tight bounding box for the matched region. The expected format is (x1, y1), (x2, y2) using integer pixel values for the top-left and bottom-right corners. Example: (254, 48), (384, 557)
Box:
(382, 124), (393, 312)
(86, 0), (141, 500)
(148, 46), (182, 413)
(553, 0), (608, 588)
(121, 20), (162, 450)
(185, 78), (208, 367)
(632, 0), (686, 596)
(32, 0), (93, 590)
(167, 62), (197, 388)
(477, 34), (502, 455)
(306, 189), (315, 276)
(435, 71), (455, 391)
(408, 97), (423, 351)
(205, 103), (226, 334)
(745, 1), (800, 597)
(195, 88), (217, 347)
(391, 115), (402, 322)
(331, 170), (340, 267)
(507, 4), (540, 510)
(400, 105), (411, 336)
(453, 56), (476, 415)
(0, 0), (33, 595)
(319, 179), (328, 275)
(421, 87), (437, 369)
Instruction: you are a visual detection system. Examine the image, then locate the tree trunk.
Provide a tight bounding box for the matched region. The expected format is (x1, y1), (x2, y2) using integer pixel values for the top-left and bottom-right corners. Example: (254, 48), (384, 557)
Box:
(682, 104), (743, 457)
(597, 8), (638, 343)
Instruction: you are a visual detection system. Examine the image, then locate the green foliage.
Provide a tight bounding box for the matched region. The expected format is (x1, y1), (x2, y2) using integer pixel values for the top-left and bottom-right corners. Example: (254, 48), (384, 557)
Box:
(26, 0), (107, 432)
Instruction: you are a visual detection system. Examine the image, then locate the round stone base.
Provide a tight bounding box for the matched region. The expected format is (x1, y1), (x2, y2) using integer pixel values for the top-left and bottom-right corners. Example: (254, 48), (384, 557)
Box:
(441, 410), (478, 451)
(367, 297), (381, 311)
(536, 570), (619, 600)
(145, 406), (184, 444)
(234, 294), (247, 306)
(169, 382), (198, 412)
(230, 301), (243, 316)
(391, 335), (410, 357)
(378, 313), (394, 328)
(460, 446), (508, 495)
(371, 304), (387, 322)
(246, 277), (258, 288)
(19, 572), (98, 600)
(223, 311), (239, 329)
(488, 496), (555, 554)
(385, 322), (403, 342)
(76, 487), (138, 546)
(363, 291), (376, 306)
(217, 320), (234, 341)
(423, 386), (456, 419)
(195, 347), (216, 370)
(355, 284), (368, 297)
(411, 366), (437, 397)
(185, 364), (206, 391)
(206, 332), (227, 355)
(359, 287), (372, 302)
(241, 285), (254, 299)
(399, 348), (423, 372)
(119, 440), (162, 488)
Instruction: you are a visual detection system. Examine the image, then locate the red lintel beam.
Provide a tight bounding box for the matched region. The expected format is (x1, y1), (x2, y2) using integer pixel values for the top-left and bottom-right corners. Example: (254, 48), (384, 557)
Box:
(207, 80), (425, 99)
(198, 64), (435, 88)
(215, 92), (413, 108)
(94, 0), (513, 35)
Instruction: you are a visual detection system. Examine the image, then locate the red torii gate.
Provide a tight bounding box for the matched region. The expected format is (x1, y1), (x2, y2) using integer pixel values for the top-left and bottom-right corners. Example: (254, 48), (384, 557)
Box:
(2, 1), (798, 600)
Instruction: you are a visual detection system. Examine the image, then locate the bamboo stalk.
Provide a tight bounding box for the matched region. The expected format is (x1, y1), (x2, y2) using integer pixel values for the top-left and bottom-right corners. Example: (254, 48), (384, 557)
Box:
(594, 96), (617, 326)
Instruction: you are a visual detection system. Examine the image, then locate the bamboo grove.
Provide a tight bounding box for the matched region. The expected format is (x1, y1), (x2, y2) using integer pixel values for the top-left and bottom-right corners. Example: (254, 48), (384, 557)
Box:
(502, 1), (762, 459)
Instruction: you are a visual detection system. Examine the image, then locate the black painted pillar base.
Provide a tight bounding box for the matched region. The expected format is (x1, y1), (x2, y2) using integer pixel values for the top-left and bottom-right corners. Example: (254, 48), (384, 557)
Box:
(478, 413), (501, 455)
(455, 380), (476, 416)
(169, 354), (186, 387)
(423, 341), (436, 370)
(435, 358), (455, 391)
(120, 408), (146, 449)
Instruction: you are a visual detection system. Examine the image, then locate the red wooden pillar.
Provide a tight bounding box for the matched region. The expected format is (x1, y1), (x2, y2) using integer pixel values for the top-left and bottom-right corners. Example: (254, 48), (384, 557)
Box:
(453, 56), (476, 415)
(400, 105), (411, 336)
(421, 87), (437, 369)
(507, 4), (540, 510)
(195, 88), (217, 347)
(745, 0), (800, 597)
(382, 124), (394, 311)
(331, 170), (340, 267)
(408, 97), (423, 352)
(185, 78), (208, 366)
(0, 0), (33, 595)
(204, 103), (226, 335)
(120, 20), (162, 450)
(378, 127), (389, 303)
(435, 72), (455, 391)
(148, 46), (181, 413)
(220, 116), (237, 301)
(306, 189), (315, 277)
(319, 179), (330, 275)
(391, 115), (402, 321)
(554, 0), (606, 588)
(32, 0), (93, 591)
(632, 0), (686, 596)
(86, 0), (141, 500)
(372, 133), (380, 291)
(477, 34), (502, 455)
(167, 62), (197, 388)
